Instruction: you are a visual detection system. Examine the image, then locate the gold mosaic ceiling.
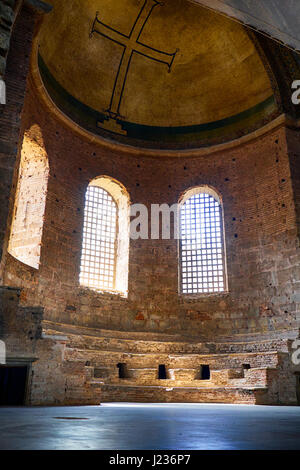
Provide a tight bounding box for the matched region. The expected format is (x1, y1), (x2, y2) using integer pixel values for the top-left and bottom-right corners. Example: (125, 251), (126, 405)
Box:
(37, 0), (276, 149)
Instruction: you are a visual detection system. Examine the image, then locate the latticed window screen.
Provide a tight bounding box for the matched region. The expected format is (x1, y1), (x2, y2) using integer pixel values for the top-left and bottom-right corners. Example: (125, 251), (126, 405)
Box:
(180, 192), (225, 294)
(79, 186), (117, 291)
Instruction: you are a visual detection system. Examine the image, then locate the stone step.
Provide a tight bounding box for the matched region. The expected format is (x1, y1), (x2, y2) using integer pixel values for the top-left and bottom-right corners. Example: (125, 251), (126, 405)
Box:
(99, 366), (271, 388)
(121, 367), (244, 385)
(64, 346), (280, 370)
(104, 378), (218, 387)
(45, 328), (213, 354)
(100, 384), (268, 404)
(43, 320), (184, 344)
(43, 321), (291, 354)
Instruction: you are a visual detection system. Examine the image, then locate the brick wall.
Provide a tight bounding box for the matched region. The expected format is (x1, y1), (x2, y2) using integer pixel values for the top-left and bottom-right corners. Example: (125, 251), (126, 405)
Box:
(0, 4), (37, 265)
(3, 74), (300, 341)
(286, 127), (300, 236)
(0, 0), (18, 79)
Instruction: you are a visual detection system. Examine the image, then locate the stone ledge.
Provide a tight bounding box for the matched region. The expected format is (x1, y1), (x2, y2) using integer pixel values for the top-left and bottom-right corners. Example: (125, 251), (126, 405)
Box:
(5, 356), (38, 364)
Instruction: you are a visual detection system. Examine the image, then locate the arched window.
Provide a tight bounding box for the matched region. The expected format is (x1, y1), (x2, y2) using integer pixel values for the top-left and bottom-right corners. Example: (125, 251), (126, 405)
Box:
(8, 125), (49, 269)
(79, 176), (129, 296)
(179, 186), (227, 295)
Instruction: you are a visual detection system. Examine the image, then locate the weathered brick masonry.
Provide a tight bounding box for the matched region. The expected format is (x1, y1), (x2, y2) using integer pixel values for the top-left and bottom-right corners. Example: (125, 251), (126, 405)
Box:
(3, 76), (300, 341)
(1, 7), (300, 404)
(0, 3), (36, 263)
(0, 1), (51, 265)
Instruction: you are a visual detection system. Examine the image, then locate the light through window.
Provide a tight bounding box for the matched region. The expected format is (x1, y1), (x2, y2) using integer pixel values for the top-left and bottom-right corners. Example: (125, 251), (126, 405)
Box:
(8, 126), (49, 269)
(79, 186), (117, 291)
(180, 191), (226, 294)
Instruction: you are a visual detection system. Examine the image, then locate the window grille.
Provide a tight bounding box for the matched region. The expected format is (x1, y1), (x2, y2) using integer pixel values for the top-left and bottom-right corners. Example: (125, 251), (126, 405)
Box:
(180, 192), (225, 294)
(79, 186), (117, 291)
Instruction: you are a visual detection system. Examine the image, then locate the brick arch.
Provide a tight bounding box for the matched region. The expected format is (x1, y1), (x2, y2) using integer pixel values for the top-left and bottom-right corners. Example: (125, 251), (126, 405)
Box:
(8, 124), (49, 269)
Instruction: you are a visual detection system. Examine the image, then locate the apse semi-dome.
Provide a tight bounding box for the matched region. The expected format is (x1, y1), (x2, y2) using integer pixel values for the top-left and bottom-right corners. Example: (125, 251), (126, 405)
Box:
(37, 0), (277, 150)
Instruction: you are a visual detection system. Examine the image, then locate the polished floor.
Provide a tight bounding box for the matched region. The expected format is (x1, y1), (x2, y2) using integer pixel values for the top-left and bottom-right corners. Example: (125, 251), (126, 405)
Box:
(0, 403), (300, 450)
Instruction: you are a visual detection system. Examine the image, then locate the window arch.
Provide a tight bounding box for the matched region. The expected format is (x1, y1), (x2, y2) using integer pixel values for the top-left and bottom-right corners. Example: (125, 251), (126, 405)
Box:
(8, 125), (49, 269)
(79, 176), (130, 296)
(179, 186), (227, 295)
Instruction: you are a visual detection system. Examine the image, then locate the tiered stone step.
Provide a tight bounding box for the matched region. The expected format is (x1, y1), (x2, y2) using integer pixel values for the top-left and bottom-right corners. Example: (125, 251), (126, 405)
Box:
(61, 340), (280, 386)
(65, 350), (278, 388)
(43, 320), (291, 354)
(40, 321), (291, 404)
(99, 384), (268, 404)
(63, 346), (280, 369)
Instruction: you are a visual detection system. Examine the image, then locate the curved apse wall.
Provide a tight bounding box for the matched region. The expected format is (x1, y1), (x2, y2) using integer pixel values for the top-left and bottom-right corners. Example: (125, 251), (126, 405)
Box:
(3, 76), (299, 341)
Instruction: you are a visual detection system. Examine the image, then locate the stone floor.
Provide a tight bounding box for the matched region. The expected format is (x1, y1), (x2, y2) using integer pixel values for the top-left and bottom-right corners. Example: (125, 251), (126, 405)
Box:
(0, 403), (300, 450)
